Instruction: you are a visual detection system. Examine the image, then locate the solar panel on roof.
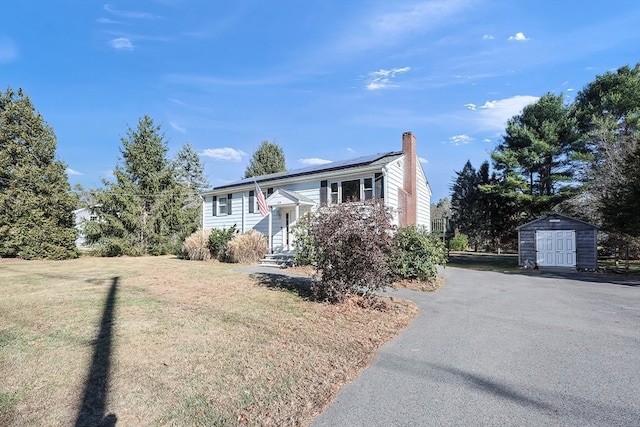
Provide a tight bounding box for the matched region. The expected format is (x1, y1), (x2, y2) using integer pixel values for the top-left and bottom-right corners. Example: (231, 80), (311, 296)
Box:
(210, 151), (400, 191)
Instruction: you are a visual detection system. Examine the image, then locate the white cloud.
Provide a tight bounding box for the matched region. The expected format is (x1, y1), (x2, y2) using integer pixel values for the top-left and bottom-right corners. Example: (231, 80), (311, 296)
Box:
(470, 95), (539, 131)
(169, 121), (186, 134)
(483, 138), (491, 143)
(508, 32), (530, 41)
(66, 167), (83, 176)
(299, 158), (333, 165)
(347, 147), (354, 153)
(109, 37), (133, 50)
(567, 88), (574, 92)
(449, 134), (474, 145)
(104, 4), (160, 19)
(96, 17), (119, 24)
(464, 103), (477, 111)
(366, 66), (410, 90)
(201, 147), (247, 162)
(419, 157), (428, 164)
(482, 34), (494, 40)
(0, 36), (18, 63)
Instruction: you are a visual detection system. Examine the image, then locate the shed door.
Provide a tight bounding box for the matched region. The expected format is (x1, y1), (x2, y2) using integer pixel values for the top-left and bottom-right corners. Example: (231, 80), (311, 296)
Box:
(536, 230), (576, 267)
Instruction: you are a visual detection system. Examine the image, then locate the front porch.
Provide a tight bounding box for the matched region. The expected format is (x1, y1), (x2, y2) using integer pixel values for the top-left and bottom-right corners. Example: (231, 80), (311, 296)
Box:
(265, 189), (315, 254)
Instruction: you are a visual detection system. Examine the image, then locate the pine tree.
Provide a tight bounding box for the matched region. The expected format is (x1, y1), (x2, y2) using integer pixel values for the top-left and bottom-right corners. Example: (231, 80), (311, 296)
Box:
(174, 142), (209, 230)
(244, 140), (286, 178)
(86, 116), (191, 255)
(0, 87), (78, 259)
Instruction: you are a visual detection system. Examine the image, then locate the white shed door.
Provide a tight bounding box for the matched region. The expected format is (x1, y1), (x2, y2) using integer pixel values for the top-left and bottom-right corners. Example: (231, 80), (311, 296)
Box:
(536, 230), (576, 267)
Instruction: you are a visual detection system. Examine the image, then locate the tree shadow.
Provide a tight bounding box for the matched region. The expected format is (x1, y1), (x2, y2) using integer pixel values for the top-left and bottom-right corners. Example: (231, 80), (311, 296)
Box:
(74, 277), (119, 427)
(251, 272), (316, 301)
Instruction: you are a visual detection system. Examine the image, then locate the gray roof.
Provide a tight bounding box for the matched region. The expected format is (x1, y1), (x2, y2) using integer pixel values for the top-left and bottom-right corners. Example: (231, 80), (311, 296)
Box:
(209, 151), (402, 191)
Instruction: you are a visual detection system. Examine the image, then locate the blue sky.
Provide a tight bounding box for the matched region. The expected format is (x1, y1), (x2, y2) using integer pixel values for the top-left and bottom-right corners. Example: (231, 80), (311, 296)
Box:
(1, 0), (638, 202)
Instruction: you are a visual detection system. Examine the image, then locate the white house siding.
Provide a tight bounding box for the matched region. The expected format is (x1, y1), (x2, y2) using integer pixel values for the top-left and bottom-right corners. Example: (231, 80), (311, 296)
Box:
(384, 158), (405, 226)
(416, 161), (431, 230)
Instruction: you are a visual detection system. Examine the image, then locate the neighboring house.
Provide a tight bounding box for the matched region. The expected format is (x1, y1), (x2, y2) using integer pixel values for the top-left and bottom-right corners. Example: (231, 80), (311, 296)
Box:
(201, 132), (432, 253)
(517, 213), (598, 270)
(73, 206), (100, 248)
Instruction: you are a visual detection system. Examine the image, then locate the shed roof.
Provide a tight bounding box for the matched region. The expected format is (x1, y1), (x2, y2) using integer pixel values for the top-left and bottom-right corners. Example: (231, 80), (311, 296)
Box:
(516, 213), (598, 230)
(205, 151), (402, 192)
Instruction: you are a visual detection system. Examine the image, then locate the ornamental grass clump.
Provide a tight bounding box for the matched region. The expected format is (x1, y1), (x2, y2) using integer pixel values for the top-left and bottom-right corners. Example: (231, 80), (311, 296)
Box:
(181, 229), (211, 261)
(225, 230), (268, 263)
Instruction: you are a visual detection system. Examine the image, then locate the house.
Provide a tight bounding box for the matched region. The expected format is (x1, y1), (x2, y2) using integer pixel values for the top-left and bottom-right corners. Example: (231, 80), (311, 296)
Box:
(201, 132), (432, 253)
(516, 213), (598, 270)
(73, 206), (100, 248)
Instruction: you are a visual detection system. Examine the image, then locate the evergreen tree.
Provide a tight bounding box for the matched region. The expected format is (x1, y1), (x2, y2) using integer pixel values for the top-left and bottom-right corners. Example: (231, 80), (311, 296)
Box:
(86, 116), (192, 255)
(244, 140), (286, 178)
(491, 93), (583, 220)
(0, 87), (78, 259)
(450, 160), (481, 244)
(573, 64), (640, 236)
(174, 141), (209, 229)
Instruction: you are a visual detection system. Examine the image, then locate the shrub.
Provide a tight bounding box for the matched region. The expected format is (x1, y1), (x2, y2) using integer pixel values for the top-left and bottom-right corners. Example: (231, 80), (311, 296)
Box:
(392, 226), (447, 282)
(309, 200), (397, 303)
(208, 225), (238, 259)
(291, 212), (316, 266)
(449, 234), (469, 251)
(225, 230), (268, 263)
(181, 230), (211, 261)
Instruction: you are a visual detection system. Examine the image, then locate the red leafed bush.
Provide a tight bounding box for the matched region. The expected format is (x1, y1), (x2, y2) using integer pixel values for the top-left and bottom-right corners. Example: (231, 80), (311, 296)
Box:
(309, 200), (397, 303)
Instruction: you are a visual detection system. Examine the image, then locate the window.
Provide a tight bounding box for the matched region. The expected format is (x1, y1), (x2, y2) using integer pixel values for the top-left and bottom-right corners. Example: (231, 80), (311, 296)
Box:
(249, 190), (255, 213)
(219, 197), (228, 215)
(375, 173), (384, 199)
(364, 178), (373, 200)
(341, 179), (360, 202)
(320, 180), (328, 205)
(212, 196), (217, 216)
(227, 194), (233, 215)
(330, 183), (338, 204)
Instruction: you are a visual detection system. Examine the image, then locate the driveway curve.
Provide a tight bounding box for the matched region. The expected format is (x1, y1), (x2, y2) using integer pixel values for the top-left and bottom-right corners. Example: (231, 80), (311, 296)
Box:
(311, 267), (640, 427)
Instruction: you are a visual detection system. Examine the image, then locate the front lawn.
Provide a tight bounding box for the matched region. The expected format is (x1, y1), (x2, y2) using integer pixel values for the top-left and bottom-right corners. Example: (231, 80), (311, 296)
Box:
(0, 256), (416, 426)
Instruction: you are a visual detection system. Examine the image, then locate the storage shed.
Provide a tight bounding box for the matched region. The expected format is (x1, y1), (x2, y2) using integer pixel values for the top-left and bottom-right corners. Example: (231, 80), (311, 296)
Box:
(517, 213), (598, 270)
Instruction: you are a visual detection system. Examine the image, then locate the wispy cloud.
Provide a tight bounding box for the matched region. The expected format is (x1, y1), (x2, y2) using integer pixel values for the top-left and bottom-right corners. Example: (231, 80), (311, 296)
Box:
(464, 103), (477, 111)
(0, 36), (18, 63)
(109, 37), (133, 50)
(169, 121), (186, 134)
(448, 134), (474, 145)
(483, 138), (491, 143)
(419, 157), (429, 164)
(104, 4), (161, 19)
(299, 158), (333, 165)
(96, 17), (120, 24)
(482, 34), (494, 40)
(508, 32), (530, 41)
(201, 147), (247, 162)
(66, 167), (83, 176)
(366, 66), (410, 90)
(347, 147), (354, 153)
(566, 88), (574, 92)
(468, 95), (539, 131)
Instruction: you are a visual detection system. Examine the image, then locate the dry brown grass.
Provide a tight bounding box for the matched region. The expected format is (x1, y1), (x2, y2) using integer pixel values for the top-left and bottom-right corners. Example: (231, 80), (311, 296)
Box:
(0, 256), (417, 426)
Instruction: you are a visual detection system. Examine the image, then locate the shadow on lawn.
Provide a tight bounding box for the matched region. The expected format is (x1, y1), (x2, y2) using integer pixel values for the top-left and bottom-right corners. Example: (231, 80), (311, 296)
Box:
(252, 272), (316, 300)
(74, 277), (119, 427)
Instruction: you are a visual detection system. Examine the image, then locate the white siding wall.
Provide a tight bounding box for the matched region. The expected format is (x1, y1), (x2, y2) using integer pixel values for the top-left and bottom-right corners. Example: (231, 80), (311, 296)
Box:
(384, 158), (404, 225)
(416, 162), (431, 230)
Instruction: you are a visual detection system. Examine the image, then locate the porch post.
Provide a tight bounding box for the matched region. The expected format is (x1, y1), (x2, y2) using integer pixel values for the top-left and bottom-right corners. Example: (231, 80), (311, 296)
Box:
(293, 204), (300, 250)
(268, 207), (273, 254)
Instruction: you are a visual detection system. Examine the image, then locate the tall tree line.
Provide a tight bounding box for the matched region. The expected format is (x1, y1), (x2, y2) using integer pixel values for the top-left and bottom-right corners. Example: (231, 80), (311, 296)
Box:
(450, 64), (639, 251)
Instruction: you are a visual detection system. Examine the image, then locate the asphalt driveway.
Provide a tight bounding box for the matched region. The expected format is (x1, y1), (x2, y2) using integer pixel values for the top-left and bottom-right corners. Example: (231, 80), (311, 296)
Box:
(311, 267), (640, 427)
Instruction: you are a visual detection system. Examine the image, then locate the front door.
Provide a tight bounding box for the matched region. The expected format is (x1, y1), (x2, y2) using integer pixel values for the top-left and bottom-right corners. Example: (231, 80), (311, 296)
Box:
(536, 230), (576, 267)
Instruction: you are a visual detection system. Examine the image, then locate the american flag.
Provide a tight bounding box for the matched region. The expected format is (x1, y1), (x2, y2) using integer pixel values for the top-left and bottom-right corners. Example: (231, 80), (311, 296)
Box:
(255, 180), (269, 216)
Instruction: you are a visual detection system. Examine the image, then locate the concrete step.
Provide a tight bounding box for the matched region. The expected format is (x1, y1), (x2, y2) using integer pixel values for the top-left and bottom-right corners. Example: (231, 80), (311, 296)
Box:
(259, 253), (295, 268)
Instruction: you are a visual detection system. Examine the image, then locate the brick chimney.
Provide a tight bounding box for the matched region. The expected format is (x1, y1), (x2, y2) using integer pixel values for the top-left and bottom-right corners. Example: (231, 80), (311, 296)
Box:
(400, 131), (417, 226)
